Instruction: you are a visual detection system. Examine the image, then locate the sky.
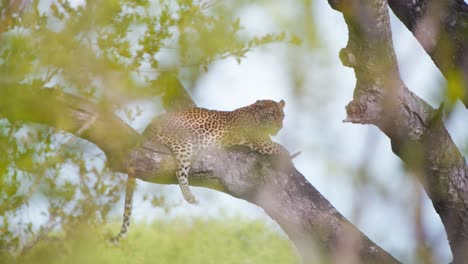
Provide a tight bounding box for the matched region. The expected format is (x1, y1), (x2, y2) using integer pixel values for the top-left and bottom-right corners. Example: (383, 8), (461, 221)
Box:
(15, 0), (468, 262)
(109, 3), (456, 264)
(115, 1), (461, 262)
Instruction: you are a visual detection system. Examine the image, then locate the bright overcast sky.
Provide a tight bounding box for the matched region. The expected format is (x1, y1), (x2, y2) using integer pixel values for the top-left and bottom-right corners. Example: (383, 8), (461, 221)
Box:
(26, 0), (465, 262)
(124, 1), (458, 262)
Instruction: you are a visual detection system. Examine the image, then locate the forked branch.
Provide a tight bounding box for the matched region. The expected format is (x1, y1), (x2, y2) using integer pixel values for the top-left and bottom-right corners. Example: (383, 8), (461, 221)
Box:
(328, 0), (468, 262)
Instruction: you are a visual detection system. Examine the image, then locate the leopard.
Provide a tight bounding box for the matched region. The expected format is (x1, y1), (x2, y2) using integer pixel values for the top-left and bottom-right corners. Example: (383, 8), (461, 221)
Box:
(111, 99), (288, 243)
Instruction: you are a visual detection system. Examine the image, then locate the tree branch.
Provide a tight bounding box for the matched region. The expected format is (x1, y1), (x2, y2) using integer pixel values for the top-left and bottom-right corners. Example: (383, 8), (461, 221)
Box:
(388, 0), (468, 107)
(328, 0), (468, 262)
(0, 85), (399, 263)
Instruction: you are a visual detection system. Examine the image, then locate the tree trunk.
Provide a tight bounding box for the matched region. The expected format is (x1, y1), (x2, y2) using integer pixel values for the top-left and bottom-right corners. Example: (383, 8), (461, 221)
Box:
(327, 0), (468, 263)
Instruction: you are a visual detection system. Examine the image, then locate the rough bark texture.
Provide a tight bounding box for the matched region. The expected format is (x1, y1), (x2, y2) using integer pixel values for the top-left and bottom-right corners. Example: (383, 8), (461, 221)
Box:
(388, 0), (468, 106)
(0, 86), (400, 263)
(328, 0), (468, 263)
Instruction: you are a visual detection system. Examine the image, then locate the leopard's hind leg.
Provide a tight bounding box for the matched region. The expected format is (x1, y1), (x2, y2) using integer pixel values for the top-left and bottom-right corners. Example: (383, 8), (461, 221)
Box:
(172, 143), (197, 204)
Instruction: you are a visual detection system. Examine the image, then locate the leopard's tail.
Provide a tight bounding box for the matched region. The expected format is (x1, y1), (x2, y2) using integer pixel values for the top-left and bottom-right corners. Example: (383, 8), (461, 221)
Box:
(111, 176), (136, 244)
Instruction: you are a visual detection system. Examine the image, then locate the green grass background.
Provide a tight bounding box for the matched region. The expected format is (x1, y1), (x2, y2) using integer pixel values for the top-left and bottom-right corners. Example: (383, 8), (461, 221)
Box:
(12, 218), (299, 264)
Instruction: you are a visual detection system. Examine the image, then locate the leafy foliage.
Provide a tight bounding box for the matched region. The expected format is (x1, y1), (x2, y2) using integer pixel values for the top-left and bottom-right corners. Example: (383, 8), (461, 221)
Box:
(0, 0), (291, 257)
(11, 218), (299, 264)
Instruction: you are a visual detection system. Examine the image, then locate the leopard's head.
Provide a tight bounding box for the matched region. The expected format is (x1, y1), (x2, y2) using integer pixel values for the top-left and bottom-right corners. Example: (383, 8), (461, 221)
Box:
(244, 99), (285, 136)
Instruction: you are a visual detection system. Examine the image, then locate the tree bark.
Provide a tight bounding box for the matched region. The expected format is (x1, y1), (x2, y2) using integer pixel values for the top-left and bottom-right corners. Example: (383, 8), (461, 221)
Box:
(327, 0), (468, 263)
(0, 86), (400, 263)
(388, 0), (468, 107)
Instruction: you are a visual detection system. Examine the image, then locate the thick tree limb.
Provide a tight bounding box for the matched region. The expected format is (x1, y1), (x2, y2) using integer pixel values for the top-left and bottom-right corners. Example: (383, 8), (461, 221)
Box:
(328, 0), (468, 263)
(0, 86), (143, 172)
(388, 0), (468, 106)
(0, 86), (399, 263)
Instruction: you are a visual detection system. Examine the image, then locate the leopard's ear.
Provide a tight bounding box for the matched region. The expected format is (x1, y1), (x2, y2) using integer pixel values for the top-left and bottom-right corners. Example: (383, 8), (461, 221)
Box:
(255, 100), (265, 106)
(278, 100), (285, 108)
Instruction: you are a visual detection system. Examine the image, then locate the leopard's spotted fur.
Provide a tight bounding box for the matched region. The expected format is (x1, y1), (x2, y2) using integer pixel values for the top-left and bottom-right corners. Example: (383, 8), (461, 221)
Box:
(112, 99), (286, 242)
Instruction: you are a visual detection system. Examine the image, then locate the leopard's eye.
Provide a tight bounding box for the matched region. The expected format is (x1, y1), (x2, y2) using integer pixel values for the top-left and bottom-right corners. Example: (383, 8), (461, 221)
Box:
(266, 113), (276, 121)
